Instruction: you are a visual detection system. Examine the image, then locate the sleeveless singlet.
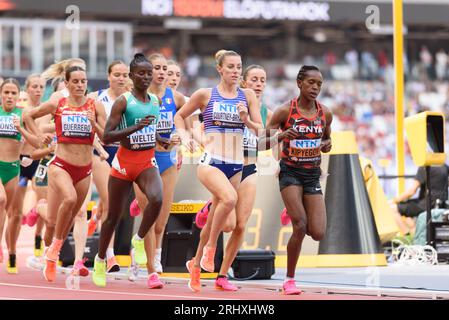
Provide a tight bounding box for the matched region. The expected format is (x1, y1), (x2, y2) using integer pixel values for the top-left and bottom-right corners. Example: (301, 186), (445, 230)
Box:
(202, 86), (248, 135)
(0, 106), (23, 142)
(119, 91), (160, 151)
(280, 99), (326, 169)
(243, 102), (268, 158)
(97, 89), (114, 118)
(54, 97), (96, 145)
(156, 87), (177, 139)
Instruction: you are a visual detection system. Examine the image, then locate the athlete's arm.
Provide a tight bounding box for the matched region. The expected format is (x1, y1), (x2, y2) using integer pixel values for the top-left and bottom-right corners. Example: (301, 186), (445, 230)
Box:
(241, 88), (262, 134)
(23, 96), (58, 145)
(13, 115), (40, 149)
(174, 88), (209, 149)
(91, 100), (107, 141)
(258, 102), (297, 150)
(103, 96), (154, 145)
(31, 145), (55, 160)
(320, 105), (333, 153)
(257, 108), (275, 152)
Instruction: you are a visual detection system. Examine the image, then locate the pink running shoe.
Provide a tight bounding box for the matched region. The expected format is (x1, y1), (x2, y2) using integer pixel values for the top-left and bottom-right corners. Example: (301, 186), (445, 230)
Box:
(280, 208), (291, 226)
(215, 277), (238, 291)
(195, 200), (212, 229)
(282, 279), (302, 295)
(26, 208), (39, 227)
(147, 272), (164, 289)
(129, 199), (141, 217)
(73, 259), (89, 277)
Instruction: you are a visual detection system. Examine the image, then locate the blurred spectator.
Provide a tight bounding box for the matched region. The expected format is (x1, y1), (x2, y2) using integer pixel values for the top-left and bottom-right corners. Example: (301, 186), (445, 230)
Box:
(420, 46), (433, 80)
(435, 49), (448, 81)
(345, 49), (359, 79)
(361, 50), (378, 80)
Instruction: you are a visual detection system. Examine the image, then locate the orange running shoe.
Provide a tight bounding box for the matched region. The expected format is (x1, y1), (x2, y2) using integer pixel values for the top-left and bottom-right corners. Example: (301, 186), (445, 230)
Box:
(107, 255), (120, 273)
(200, 246), (216, 273)
(43, 259), (57, 282)
(186, 258), (201, 293)
(87, 206), (98, 237)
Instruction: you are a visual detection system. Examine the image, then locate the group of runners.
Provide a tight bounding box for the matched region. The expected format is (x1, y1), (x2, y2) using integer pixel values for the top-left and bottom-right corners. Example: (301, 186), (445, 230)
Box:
(0, 49), (332, 295)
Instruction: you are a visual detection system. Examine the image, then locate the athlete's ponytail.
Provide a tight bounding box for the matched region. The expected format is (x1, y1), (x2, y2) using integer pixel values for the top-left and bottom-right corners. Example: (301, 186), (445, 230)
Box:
(297, 65), (320, 81)
(41, 58), (86, 81)
(215, 49), (240, 67)
(130, 53), (150, 72)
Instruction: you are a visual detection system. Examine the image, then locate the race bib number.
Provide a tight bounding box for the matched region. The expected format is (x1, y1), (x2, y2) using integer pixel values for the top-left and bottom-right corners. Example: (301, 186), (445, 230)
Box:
(212, 102), (244, 129)
(35, 164), (48, 180)
(198, 152), (212, 165)
(289, 139), (322, 160)
(0, 116), (19, 137)
(61, 114), (92, 138)
(157, 112), (174, 134)
(129, 124), (157, 150)
(243, 127), (258, 152)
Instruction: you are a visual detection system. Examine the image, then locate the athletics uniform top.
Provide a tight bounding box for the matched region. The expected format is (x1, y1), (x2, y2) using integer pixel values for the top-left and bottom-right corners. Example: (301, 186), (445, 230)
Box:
(280, 99), (326, 169)
(243, 102), (268, 158)
(54, 97), (96, 145)
(203, 86), (247, 135)
(97, 89), (114, 118)
(0, 107), (23, 142)
(156, 87), (176, 139)
(119, 91), (160, 151)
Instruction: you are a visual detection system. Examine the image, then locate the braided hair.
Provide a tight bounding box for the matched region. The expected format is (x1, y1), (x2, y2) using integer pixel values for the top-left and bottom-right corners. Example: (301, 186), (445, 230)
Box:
(130, 53), (151, 72)
(296, 65), (320, 81)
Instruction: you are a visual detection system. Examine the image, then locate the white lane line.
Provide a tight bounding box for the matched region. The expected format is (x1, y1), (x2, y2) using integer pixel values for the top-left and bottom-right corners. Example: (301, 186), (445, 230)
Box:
(0, 282), (237, 300)
(0, 296), (30, 300)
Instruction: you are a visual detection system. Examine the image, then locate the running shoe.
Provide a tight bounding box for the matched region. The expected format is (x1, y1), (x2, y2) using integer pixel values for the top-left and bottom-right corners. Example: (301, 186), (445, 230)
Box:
(154, 251), (163, 274)
(147, 272), (164, 289)
(43, 259), (57, 282)
(215, 276), (238, 291)
(282, 279), (302, 295)
(34, 236), (44, 258)
(92, 255), (106, 287)
(127, 249), (139, 282)
(280, 208), (291, 226)
(186, 258), (201, 293)
(87, 206), (98, 237)
(129, 199), (141, 217)
(195, 200), (211, 229)
(200, 246), (216, 273)
(131, 235), (147, 265)
(27, 199), (47, 227)
(6, 255), (18, 274)
(26, 207), (39, 227)
(43, 240), (62, 282)
(107, 255), (120, 273)
(72, 258), (89, 277)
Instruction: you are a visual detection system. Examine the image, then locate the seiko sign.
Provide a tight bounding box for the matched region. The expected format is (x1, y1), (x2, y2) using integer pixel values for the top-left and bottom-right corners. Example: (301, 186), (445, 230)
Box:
(142, 0), (330, 21)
